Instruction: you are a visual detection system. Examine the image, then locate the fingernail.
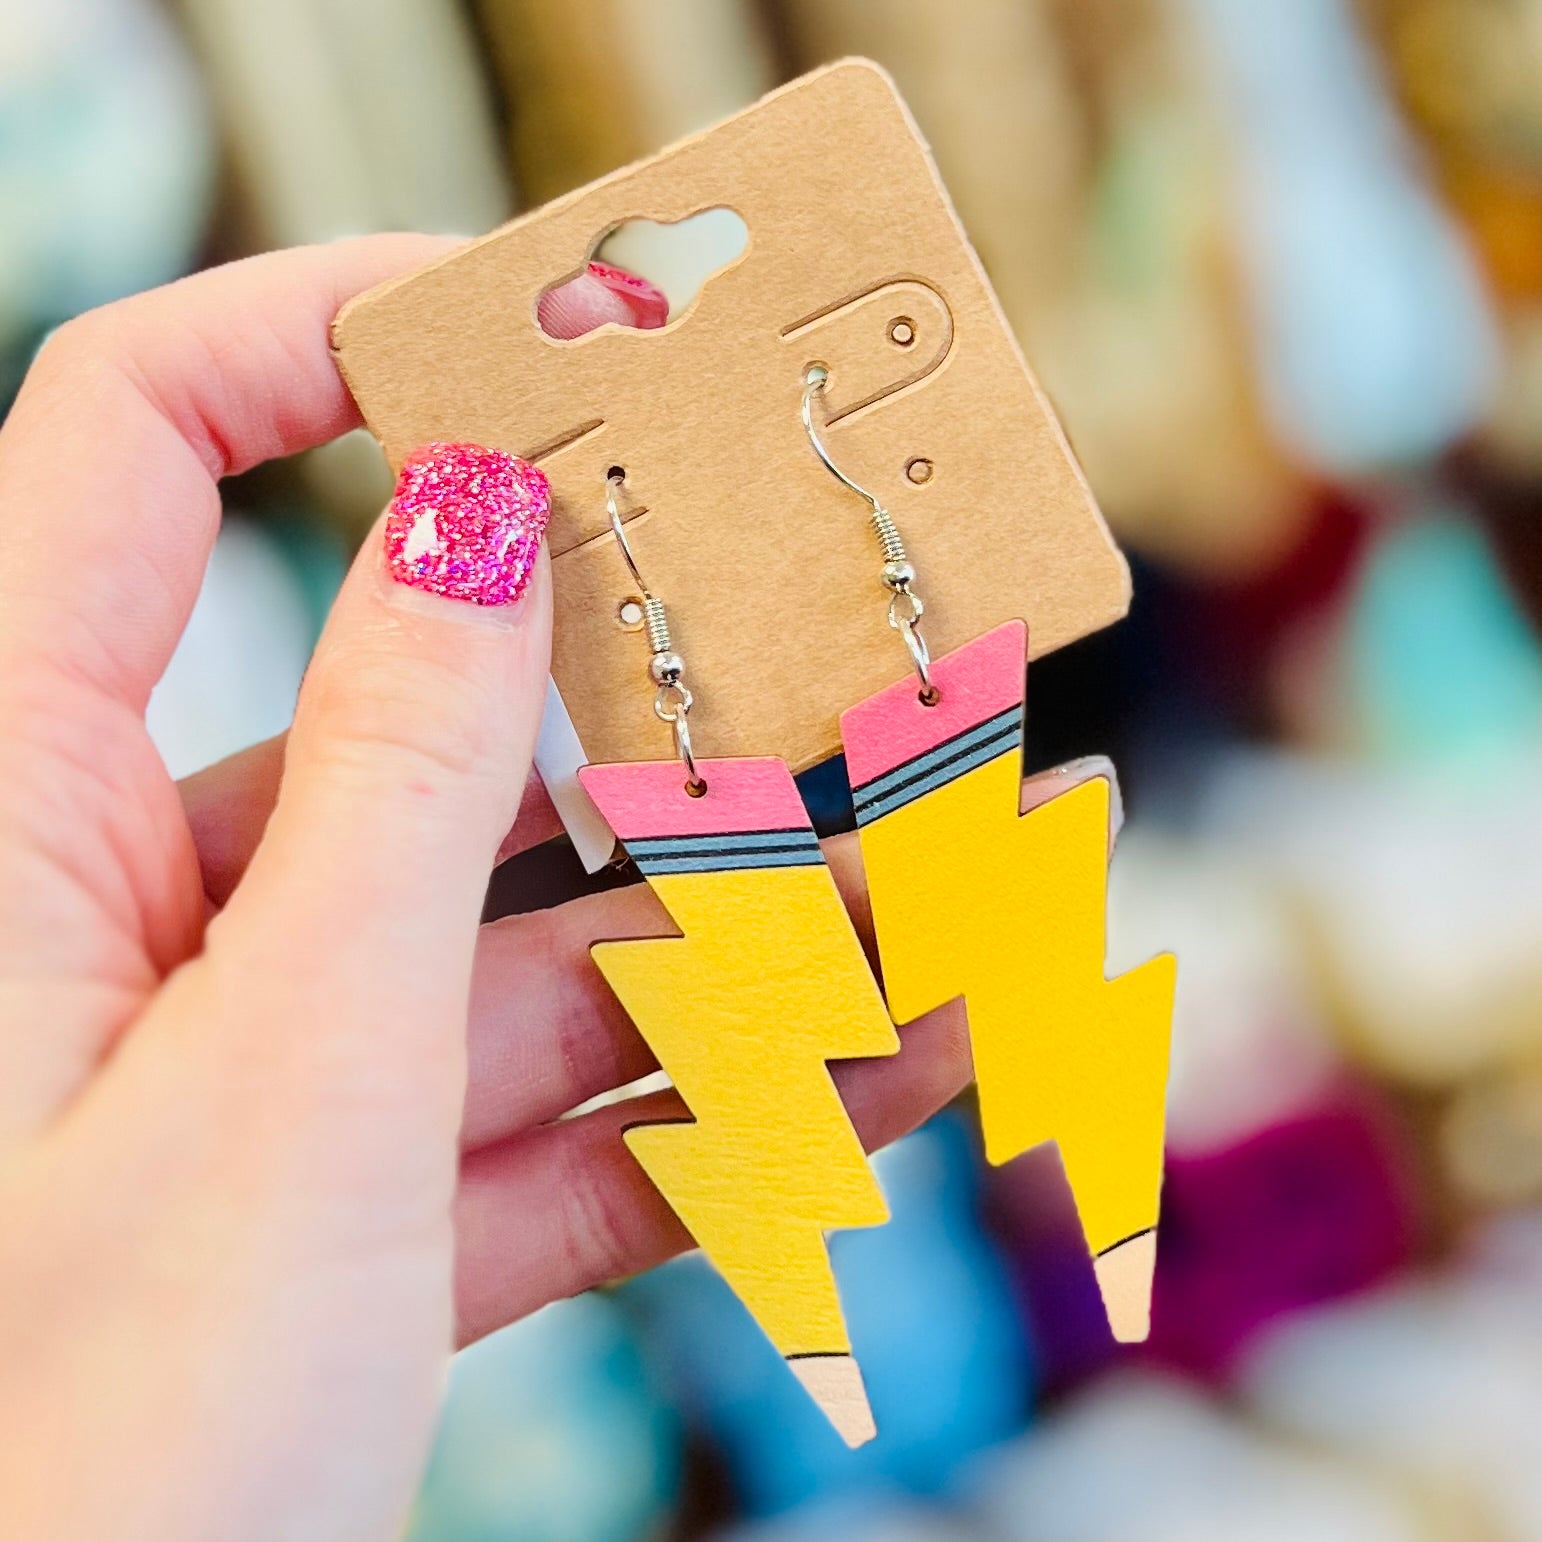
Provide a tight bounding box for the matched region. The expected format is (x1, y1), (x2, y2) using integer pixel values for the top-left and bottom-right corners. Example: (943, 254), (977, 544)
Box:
(586, 262), (670, 328)
(536, 262), (670, 340)
(384, 443), (551, 607)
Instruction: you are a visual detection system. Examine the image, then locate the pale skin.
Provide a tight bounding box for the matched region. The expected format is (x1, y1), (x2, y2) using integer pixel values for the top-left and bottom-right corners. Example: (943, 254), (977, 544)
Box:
(0, 234), (1104, 1539)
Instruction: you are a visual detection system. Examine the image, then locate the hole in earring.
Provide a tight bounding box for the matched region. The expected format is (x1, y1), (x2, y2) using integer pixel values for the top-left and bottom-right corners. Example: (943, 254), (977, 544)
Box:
(888, 316), (916, 347)
(617, 597), (645, 630)
(686, 776), (709, 798)
(919, 685), (941, 707)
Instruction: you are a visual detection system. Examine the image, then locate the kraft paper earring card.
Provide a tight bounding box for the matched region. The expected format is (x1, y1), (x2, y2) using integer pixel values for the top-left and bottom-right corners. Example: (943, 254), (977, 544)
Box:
(332, 58), (1131, 776)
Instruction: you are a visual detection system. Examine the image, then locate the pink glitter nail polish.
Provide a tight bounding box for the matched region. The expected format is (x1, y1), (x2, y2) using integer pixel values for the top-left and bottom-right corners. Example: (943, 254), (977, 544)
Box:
(384, 443), (551, 606)
(586, 262), (670, 328)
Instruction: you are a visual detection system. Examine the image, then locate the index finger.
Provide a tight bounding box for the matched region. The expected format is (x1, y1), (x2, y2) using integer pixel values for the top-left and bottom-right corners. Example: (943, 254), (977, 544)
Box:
(0, 234), (457, 707)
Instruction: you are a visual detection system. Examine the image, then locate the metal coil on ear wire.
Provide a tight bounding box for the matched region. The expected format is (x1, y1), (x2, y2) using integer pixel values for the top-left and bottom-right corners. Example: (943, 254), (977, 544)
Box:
(642, 596), (671, 656)
(871, 506), (908, 566)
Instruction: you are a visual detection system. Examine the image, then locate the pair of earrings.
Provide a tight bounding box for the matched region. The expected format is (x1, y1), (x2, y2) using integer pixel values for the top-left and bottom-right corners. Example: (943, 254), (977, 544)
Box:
(579, 370), (1176, 1448)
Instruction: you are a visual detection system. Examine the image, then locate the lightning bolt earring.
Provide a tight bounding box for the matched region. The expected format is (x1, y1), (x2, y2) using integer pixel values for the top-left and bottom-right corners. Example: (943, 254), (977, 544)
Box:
(800, 367), (1178, 1343)
(578, 471), (900, 1448)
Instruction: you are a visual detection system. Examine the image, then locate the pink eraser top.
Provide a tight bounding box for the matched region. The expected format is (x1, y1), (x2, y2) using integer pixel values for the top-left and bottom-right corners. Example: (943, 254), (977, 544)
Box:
(580, 757), (812, 841)
(841, 620), (1027, 790)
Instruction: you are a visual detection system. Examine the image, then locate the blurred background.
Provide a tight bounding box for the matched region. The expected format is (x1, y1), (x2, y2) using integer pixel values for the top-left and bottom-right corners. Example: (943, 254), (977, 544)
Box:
(7, 0), (1542, 1536)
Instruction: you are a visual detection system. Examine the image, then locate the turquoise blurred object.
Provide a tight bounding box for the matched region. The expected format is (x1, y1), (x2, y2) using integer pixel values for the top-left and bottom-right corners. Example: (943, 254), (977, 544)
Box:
(1347, 513), (1542, 763)
(0, 0), (214, 361)
(406, 1294), (681, 1542)
(625, 1110), (1033, 1518)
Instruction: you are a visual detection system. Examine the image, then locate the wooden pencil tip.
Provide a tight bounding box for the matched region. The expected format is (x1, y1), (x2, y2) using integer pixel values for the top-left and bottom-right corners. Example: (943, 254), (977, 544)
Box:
(1095, 1230), (1157, 1342)
(790, 1354), (877, 1447)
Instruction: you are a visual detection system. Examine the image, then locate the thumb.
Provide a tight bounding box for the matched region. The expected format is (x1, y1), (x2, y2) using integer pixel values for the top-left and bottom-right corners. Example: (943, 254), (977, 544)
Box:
(216, 443), (552, 1053)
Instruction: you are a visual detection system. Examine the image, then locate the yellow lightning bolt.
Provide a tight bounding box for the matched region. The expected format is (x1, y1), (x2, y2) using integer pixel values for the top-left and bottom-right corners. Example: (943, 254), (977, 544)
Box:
(858, 752), (1175, 1341)
(591, 859), (900, 1446)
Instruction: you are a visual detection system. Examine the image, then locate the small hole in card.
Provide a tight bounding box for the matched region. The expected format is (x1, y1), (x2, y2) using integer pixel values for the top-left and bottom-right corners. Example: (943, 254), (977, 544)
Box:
(539, 208), (749, 337)
(618, 598), (645, 630)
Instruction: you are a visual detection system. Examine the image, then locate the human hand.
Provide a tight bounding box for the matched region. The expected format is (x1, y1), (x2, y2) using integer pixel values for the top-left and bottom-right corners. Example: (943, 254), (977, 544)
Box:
(0, 235), (975, 1540)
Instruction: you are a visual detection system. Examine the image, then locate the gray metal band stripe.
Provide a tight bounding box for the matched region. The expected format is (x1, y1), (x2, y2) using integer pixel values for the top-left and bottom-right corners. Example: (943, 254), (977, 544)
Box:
(852, 706), (1021, 813)
(632, 847), (824, 875)
(854, 733), (1018, 826)
(624, 828), (818, 860)
(624, 825), (822, 875)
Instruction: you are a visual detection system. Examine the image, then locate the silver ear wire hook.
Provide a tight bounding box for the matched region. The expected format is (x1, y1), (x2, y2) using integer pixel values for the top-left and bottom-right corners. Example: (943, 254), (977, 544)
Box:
(606, 473), (650, 593)
(800, 366), (885, 513)
(799, 367), (938, 704)
(606, 471), (705, 794)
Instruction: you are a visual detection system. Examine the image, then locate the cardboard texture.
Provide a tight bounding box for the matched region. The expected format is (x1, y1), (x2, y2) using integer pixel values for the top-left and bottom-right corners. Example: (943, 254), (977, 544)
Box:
(333, 59), (1129, 772)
